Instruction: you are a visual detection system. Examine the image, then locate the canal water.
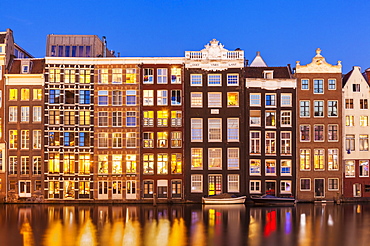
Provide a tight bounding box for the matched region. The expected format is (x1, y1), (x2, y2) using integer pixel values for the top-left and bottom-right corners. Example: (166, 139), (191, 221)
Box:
(1, 203), (370, 246)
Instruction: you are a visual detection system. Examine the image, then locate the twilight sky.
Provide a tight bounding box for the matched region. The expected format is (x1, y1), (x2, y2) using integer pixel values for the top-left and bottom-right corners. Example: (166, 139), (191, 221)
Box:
(1, 0), (369, 73)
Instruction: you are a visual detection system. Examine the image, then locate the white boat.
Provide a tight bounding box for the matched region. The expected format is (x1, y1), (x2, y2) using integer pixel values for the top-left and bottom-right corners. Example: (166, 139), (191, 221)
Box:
(202, 195), (246, 204)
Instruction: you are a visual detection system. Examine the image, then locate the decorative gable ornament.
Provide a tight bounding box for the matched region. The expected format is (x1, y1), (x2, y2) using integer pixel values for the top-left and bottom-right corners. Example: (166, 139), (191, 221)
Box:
(295, 48), (341, 73)
(185, 39), (244, 71)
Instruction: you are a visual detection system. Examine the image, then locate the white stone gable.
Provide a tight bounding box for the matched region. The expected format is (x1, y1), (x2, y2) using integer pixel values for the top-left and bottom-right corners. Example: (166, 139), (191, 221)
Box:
(296, 48), (341, 73)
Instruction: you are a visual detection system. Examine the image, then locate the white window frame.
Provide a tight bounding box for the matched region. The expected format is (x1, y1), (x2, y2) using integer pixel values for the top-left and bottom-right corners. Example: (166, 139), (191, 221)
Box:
(228, 174), (239, 192)
(208, 92), (222, 108)
(208, 74), (221, 86)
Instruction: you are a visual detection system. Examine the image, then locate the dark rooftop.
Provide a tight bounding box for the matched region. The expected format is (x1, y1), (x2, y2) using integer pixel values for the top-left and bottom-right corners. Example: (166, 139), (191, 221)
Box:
(9, 59), (45, 74)
(245, 66), (292, 79)
(0, 34), (6, 44)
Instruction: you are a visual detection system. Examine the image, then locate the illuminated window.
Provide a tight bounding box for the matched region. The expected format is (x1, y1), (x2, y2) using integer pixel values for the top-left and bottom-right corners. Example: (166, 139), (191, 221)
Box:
(314, 149), (324, 170)
(143, 90), (154, 106)
(266, 160), (276, 175)
(171, 67), (181, 84)
(346, 115), (355, 126)
(79, 111), (90, 126)
(328, 149), (339, 170)
(208, 92), (222, 107)
(300, 149), (310, 170)
(157, 68), (168, 84)
(228, 175), (239, 192)
(48, 132), (60, 146)
(98, 155), (108, 174)
(157, 154), (168, 174)
(191, 92), (202, 107)
(112, 132), (122, 148)
(48, 69), (60, 82)
(9, 89), (17, 100)
(265, 131), (276, 154)
(171, 131), (182, 148)
(171, 111), (182, 127)
(126, 132), (136, 148)
(112, 68), (122, 84)
(79, 181), (90, 196)
(157, 132), (168, 148)
(64, 69), (75, 83)
(281, 160), (292, 176)
(250, 131), (261, 154)
(227, 148), (239, 169)
(20, 156), (29, 175)
(48, 153), (60, 173)
(9, 130), (17, 149)
(21, 89), (29, 100)
(191, 148), (203, 169)
(265, 111), (276, 127)
(63, 153), (75, 174)
(143, 132), (154, 148)
(79, 69), (91, 84)
(21, 130), (29, 149)
(33, 156), (42, 175)
(190, 74), (202, 86)
(281, 131), (291, 155)
(143, 68), (154, 84)
(171, 153), (182, 174)
(250, 159), (261, 175)
(9, 106), (17, 122)
(191, 118), (202, 142)
(98, 69), (108, 84)
(208, 148), (222, 169)
(157, 111), (168, 127)
(125, 68), (136, 84)
(33, 89), (42, 100)
(208, 74), (221, 86)
(227, 74), (238, 85)
(208, 118), (222, 142)
(9, 156), (17, 175)
(126, 154), (137, 173)
(157, 90), (168, 105)
(346, 134), (355, 151)
(227, 92), (239, 107)
(360, 160), (369, 177)
(360, 116), (368, 126)
(345, 160), (355, 177)
(143, 154), (154, 174)
(143, 111), (154, 127)
(112, 155), (122, 174)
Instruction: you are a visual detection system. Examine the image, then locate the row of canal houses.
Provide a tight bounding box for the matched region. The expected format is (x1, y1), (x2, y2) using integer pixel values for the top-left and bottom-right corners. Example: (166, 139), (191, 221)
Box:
(0, 28), (369, 203)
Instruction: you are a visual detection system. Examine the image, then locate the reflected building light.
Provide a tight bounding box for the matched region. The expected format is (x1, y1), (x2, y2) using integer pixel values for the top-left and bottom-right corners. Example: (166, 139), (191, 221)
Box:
(285, 212), (292, 234)
(169, 218), (186, 246)
(110, 221), (124, 245)
(20, 220), (35, 246)
(123, 220), (140, 246)
(43, 220), (63, 246)
(328, 214), (334, 226)
(144, 221), (157, 246)
(357, 205), (361, 214)
(77, 218), (97, 246)
(300, 213), (306, 226)
(156, 219), (170, 246)
(209, 209), (215, 227)
(190, 222), (206, 246)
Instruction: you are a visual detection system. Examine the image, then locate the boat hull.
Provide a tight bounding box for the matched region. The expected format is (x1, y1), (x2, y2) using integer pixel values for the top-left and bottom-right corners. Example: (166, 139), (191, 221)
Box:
(202, 196), (246, 204)
(250, 195), (296, 205)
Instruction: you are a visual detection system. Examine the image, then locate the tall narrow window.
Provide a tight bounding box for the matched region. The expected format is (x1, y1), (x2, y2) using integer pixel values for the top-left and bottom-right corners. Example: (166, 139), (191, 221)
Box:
(300, 101), (310, 117)
(171, 90), (181, 105)
(250, 131), (261, 154)
(314, 79), (323, 93)
(208, 148), (222, 169)
(126, 68), (136, 84)
(314, 149), (325, 170)
(157, 90), (168, 105)
(281, 132), (291, 155)
(227, 118), (239, 142)
(191, 118), (202, 142)
(126, 112), (136, 127)
(143, 68), (154, 84)
(227, 148), (239, 170)
(143, 111), (154, 127)
(300, 149), (310, 170)
(191, 148), (203, 169)
(157, 68), (168, 84)
(265, 131), (276, 155)
(208, 118), (222, 142)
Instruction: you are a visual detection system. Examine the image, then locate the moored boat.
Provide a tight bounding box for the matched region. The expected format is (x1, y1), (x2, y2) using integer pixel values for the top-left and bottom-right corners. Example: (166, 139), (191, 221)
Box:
(202, 194), (246, 204)
(250, 194), (296, 205)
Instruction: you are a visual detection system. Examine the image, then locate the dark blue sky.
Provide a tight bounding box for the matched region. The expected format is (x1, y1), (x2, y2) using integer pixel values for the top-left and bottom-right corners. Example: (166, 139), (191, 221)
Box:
(1, 0), (369, 73)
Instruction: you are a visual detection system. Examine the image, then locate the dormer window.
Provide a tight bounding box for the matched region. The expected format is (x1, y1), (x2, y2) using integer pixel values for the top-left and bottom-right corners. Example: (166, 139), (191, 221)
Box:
(22, 65), (29, 74)
(353, 84), (360, 92)
(263, 70), (273, 79)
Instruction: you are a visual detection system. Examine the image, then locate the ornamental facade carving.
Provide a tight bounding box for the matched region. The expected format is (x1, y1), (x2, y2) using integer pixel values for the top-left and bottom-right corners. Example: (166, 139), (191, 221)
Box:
(295, 48), (341, 73)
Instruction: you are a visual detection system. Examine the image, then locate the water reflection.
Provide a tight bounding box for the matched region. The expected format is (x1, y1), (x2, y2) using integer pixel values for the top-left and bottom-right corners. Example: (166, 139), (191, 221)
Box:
(2, 203), (370, 246)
